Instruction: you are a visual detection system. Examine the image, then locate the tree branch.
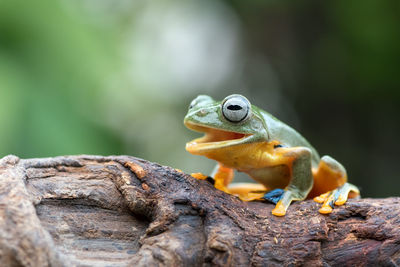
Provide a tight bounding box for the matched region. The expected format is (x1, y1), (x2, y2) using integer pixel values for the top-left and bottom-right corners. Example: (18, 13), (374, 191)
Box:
(0, 155), (399, 266)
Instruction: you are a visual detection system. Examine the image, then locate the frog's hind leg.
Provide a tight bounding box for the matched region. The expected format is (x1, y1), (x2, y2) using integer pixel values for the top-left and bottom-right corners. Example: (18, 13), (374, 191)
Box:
(311, 155), (360, 214)
(309, 155), (347, 198)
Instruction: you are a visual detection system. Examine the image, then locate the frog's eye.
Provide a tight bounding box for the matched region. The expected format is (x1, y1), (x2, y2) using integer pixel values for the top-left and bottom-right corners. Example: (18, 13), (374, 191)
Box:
(222, 95), (251, 123)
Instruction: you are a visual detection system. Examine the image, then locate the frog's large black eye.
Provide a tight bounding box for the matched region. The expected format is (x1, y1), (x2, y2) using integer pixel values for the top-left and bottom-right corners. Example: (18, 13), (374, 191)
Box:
(222, 95), (251, 123)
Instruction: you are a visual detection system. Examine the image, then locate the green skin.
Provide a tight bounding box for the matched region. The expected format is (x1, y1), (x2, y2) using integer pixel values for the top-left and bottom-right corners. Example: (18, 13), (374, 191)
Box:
(184, 94), (357, 215)
(184, 94), (320, 163)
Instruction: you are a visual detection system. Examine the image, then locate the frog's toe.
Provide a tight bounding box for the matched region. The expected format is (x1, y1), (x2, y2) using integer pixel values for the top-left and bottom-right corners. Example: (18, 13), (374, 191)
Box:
(271, 200), (287, 216)
(333, 182), (360, 205)
(318, 191), (335, 214)
(334, 194), (347, 206)
(263, 188), (285, 204)
(319, 205), (333, 214)
(313, 191), (331, 203)
(318, 183), (360, 214)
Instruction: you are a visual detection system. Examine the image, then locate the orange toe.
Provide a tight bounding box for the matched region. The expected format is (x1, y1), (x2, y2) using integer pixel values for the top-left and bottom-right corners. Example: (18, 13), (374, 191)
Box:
(313, 192), (330, 203)
(313, 196), (325, 203)
(319, 205), (333, 214)
(272, 201), (286, 216)
(334, 195), (347, 206)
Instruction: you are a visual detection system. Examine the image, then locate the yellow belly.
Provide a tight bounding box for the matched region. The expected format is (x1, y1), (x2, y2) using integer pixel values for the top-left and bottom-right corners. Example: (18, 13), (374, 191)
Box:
(200, 142), (268, 170)
(197, 142), (292, 189)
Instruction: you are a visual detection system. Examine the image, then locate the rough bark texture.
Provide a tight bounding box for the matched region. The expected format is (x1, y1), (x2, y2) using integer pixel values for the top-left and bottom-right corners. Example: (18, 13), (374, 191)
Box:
(0, 154), (399, 267)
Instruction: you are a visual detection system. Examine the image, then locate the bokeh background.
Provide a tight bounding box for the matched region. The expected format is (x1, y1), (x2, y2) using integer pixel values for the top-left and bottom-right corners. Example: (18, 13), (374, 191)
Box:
(1, 0), (399, 197)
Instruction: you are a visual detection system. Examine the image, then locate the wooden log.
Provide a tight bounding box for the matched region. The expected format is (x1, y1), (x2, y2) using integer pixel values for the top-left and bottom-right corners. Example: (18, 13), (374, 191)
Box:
(0, 155), (399, 266)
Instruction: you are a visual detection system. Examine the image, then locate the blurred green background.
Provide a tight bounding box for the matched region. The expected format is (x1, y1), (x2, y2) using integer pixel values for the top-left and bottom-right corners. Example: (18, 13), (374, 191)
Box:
(0, 0), (399, 197)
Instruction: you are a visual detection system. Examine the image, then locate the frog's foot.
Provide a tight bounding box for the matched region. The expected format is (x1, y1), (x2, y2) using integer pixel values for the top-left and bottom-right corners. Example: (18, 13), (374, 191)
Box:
(314, 183), (360, 214)
(263, 189), (285, 204)
(268, 188), (310, 217)
(227, 183), (267, 201)
(266, 189), (289, 216)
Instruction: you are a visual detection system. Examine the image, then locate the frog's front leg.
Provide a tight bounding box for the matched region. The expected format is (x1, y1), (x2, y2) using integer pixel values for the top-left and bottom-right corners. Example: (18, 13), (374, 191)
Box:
(269, 147), (314, 216)
(191, 163), (234, 194)
(210, 163), (234, 194)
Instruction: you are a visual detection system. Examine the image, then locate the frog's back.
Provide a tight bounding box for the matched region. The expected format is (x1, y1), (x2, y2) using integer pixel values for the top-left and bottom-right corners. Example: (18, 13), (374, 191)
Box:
(260, 110), (320, 166)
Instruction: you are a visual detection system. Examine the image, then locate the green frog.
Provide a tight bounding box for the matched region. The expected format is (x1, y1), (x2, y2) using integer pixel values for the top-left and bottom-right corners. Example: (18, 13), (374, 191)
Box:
(184, 94), (359, 216)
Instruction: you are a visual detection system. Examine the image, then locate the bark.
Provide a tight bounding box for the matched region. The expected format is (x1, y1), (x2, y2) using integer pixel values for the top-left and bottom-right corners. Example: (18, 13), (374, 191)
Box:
(0, 154), (399, 267)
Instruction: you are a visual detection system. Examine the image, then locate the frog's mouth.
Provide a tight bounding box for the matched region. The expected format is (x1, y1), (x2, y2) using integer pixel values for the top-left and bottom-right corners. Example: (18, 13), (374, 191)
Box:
(185, 122), (251, 153)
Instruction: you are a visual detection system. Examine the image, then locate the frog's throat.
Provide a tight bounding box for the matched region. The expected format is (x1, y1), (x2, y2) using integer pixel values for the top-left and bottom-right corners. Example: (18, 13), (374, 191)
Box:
(185, 123), (253, 153)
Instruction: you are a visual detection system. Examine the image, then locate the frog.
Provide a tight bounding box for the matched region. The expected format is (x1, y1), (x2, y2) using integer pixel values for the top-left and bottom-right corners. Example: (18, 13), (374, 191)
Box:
(184, 94), (360, 216)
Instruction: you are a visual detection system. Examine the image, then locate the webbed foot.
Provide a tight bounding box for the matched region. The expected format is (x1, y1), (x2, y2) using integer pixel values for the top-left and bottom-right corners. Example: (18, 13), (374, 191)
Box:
(266, 186), (311, 217)
(271, 201), (287, 216)
(263, 189), (285, 204)
(226, 183), (267, 201)
(268, 189), (301, 217)
(314, 183), (360, 214)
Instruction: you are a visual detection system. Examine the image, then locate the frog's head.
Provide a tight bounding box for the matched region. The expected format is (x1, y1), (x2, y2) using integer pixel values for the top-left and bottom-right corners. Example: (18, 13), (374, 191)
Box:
(184, 94), (268, 155)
